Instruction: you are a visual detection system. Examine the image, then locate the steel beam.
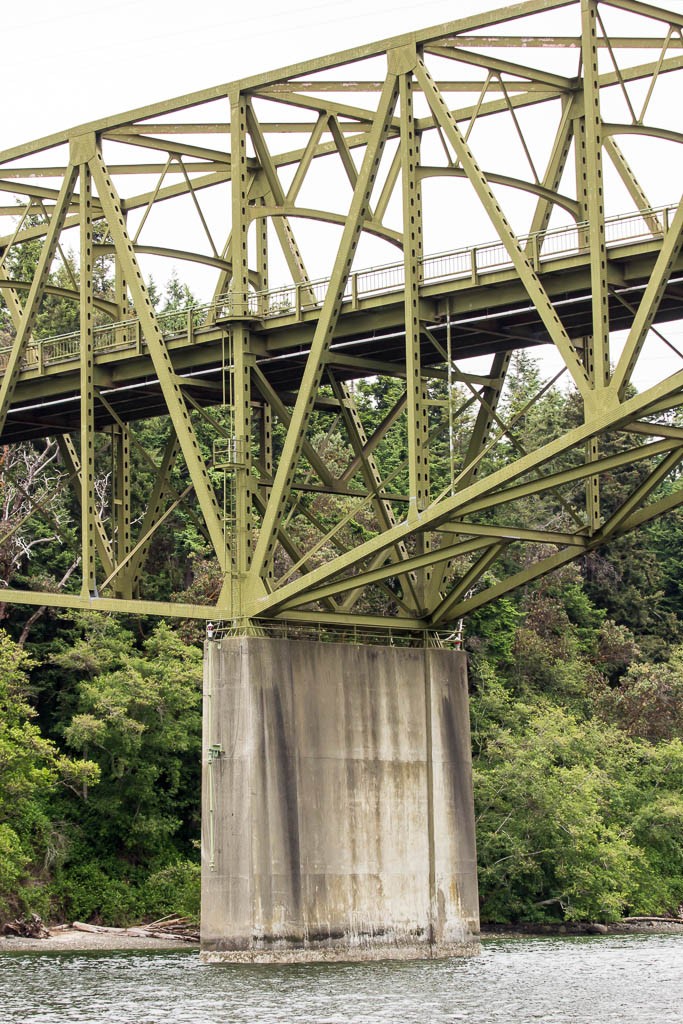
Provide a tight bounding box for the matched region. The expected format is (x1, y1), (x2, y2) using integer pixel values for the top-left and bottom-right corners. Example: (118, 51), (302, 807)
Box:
(77, 157), (97, 597)
(250, 72), (401, 584)
(612, 195), (683, 397)
(0, 2), (681, 630)
(413, 57), (592, 398)
(580, 0), (611, 396)
(89, 148), (229, 583)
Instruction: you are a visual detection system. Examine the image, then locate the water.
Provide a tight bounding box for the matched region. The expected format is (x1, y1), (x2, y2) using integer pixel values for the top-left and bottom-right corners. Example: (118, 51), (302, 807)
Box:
(0, 934), (680, 1023)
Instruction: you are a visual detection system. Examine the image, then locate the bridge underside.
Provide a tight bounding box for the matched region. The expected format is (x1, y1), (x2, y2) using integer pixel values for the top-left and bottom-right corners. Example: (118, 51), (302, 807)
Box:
(3, 243), (683, 444)
(0, 0), (682, 634)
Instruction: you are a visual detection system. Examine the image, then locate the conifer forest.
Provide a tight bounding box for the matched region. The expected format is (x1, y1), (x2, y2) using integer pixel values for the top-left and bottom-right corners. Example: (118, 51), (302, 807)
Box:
(1, 243), (682, 929)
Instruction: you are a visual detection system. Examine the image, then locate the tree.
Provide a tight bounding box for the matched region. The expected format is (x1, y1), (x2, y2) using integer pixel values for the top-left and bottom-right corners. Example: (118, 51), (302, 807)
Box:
(0, 439), (77, 612)
(56, 618), (202, 863)
(471, 677), (683, 922)
(601, 648), (683, 743)
(0, 630), (97, 916)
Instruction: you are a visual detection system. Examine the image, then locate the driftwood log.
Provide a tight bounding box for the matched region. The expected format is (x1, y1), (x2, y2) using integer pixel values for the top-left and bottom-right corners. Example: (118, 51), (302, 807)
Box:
(2, 915), (50, 939)
(72, 920), (199, 942)
(621, 916), (683, 924)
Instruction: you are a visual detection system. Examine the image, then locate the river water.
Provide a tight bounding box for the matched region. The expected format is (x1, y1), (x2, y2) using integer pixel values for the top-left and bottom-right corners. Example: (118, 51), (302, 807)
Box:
(0, 934), (680, 1023)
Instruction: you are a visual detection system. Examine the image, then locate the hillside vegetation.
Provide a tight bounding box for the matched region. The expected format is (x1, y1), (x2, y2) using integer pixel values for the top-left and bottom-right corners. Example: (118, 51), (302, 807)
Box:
(1, 261), (682, 926)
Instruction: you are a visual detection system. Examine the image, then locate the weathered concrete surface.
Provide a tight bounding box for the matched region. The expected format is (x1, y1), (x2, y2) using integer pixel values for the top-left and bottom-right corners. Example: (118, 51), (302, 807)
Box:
(200, 638), (479, 962)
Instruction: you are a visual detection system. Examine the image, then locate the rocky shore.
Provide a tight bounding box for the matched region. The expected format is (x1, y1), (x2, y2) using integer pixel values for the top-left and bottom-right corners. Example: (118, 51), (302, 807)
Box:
(481, 917), (683, 940)
(0, 930), (197, 952)
(1, 916), (681, 954)
(0, 919), (199, 953)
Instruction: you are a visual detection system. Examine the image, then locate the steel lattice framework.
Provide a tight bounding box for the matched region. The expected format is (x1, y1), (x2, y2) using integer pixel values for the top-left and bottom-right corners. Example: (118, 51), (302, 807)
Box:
(0, 0), (682, 632)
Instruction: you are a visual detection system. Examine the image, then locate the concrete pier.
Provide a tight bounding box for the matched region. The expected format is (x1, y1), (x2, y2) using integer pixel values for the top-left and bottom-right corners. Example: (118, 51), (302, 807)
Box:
(200, 637), (479, 962)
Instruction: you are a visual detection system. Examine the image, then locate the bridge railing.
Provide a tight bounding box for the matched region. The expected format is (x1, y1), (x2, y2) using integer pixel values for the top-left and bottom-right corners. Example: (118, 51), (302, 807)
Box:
(245, 202), (673, 319)
(206, 617), (464, 648)
(0, 202), (675, 378)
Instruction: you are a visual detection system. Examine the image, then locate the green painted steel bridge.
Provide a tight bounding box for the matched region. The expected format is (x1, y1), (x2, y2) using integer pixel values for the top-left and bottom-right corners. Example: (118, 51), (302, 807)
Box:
(1, 0), (682, 633)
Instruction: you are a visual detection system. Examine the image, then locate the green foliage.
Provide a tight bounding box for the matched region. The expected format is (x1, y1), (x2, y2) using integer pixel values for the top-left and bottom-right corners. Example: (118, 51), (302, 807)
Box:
(647, 506), (683, 617)
(48, 856), (201, 927)
(600, 648), (683, 742)
(0, 824), (29, 910)
(468, 596), (522, 663)
(1, 292), (683, 933)
(0, 614), (202, 926)
(56, 618), (202, 863)
(469, 521), (683, 924)
(49, 858), (145, 927)
(142, 860), (201, 923)
(473, 691), (637, 922)
(627, 740), (683, 914)
(463, 356), (683, 925)
(0, 630), (98, 916)
(472, 665), (683, 922)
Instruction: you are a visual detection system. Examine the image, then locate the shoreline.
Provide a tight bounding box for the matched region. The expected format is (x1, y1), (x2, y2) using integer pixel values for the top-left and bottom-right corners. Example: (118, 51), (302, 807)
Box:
(481, 919), (683, 940)
(1, 919), (681, 954)
(0, 924), (199, 954)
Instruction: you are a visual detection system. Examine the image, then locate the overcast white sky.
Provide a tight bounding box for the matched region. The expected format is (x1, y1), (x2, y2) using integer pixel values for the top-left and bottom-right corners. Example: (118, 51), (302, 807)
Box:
(0, 0), (502, 149)
(2, 0), (682, 389)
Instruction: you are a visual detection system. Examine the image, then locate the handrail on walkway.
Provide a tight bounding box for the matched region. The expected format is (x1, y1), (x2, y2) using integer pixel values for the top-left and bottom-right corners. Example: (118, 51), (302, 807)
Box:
(0, 202), (675, 377)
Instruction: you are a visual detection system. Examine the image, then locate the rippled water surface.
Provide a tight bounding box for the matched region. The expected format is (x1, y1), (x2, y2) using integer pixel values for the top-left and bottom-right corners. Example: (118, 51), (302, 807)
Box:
(0, 934), (681, 1023)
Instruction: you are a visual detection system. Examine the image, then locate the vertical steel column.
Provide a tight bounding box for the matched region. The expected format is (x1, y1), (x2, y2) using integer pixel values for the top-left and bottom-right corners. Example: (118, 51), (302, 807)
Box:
(227, 92), (253, 612)
(581, 0), (610, 393)
(256, 192), (268, 295)
(114, 238), (131, 350)
(79, 156), (97, 597)
(574, 115), (589, 245)
(259, 402), (273, 495)
(112, 423), (132, 598)
(115, 248), (130, 319)
(230, 93), (250, 322)
(580, 1), (609, 534)
(400, 69), (429, 521)
(573, 130), (601, 534)
(400, 57), (430, 608)
(231, 326), (253, 603)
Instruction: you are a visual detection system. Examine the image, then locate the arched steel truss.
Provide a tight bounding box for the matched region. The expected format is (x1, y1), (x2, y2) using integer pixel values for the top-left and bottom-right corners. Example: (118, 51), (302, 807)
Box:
(0, 0), (682, 632)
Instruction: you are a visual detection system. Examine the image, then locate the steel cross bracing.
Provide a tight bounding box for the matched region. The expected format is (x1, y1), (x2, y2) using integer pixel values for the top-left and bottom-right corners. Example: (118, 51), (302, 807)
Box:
(0, 0), (683, 632)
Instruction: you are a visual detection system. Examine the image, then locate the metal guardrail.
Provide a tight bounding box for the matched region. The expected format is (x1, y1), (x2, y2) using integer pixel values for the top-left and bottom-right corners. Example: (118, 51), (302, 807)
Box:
(205, 617), (464, 648)
(0, 202), (674, 377)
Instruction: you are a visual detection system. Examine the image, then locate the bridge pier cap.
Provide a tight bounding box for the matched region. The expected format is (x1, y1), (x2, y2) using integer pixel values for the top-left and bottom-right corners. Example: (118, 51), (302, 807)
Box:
(200, 635), (479, 963)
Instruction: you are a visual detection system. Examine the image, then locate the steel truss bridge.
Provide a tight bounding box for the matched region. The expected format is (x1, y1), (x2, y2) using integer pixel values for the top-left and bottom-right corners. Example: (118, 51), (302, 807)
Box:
(0, 0), (682, 632)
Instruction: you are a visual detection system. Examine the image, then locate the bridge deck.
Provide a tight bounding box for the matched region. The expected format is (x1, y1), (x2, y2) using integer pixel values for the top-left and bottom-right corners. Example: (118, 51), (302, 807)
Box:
(1, 203), (680, 444)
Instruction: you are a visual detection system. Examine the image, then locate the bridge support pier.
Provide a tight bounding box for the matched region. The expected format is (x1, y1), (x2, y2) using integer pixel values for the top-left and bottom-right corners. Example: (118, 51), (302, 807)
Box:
(200, 636), (479, 962)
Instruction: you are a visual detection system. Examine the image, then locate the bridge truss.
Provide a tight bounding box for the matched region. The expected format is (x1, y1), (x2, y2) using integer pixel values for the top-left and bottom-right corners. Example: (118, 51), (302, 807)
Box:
(0, 0), (682, 631)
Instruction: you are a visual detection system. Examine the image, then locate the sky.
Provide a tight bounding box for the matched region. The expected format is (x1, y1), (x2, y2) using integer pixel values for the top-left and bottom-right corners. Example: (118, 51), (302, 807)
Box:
(2, 0), (682, 389)
(0, 0), (500, 149)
